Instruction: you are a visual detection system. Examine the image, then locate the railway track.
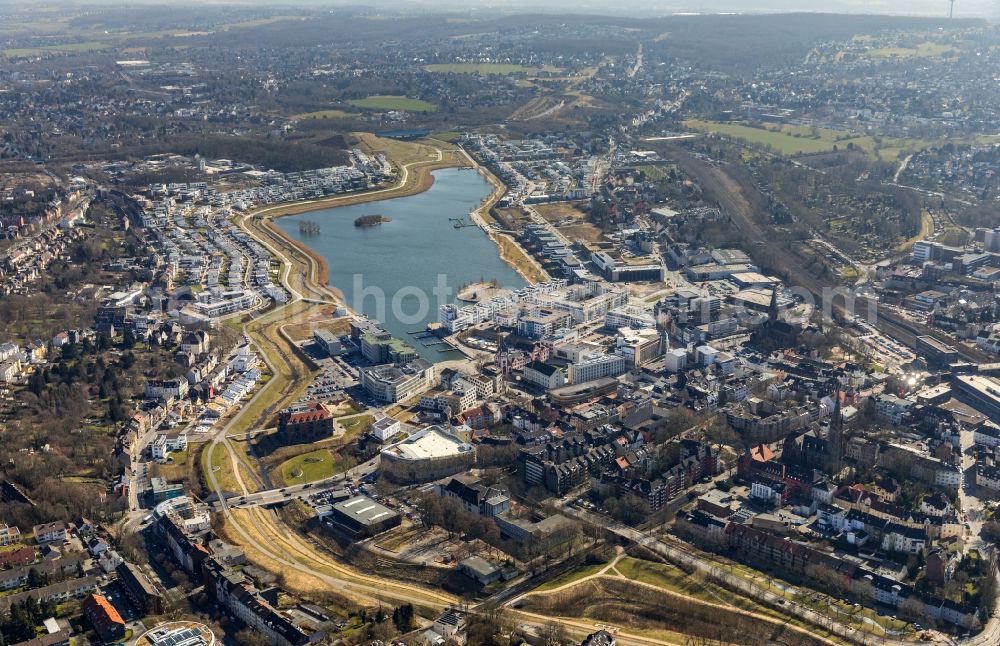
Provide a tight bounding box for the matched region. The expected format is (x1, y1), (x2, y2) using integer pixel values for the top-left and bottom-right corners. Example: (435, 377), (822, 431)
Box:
(665, 147), (990, 365)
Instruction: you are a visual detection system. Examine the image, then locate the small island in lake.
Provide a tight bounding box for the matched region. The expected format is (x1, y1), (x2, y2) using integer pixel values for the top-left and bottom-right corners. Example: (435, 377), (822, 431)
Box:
(354, 214), (392, 228)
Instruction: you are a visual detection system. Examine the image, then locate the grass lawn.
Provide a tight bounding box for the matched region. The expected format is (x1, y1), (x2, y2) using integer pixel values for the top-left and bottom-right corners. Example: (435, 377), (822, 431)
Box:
(167, 448), (188, 464)
(708, 558), (913, 637)
(430, 131), (461, 142)
(338, 413), (374, 441)
(201, 442), (240, 495)
(684, 119), (857, 156)
(637, 164), (668, 181)
(615, 557), (710, 598)
(348, 95), (436, 112)
(866, 42), (955, 59)
(5, 41), (108, 56)
(613, 558), (858, 639)
(280, 448), (338, 485)
(535, 559), (609, 591)
(496, 235), (547, 284)
(840, 266), (859, 282)
(424, 63), (531, 75)
(222, 314), (250, 333)
(294, 109), (357, 120)
(684, 119), (1000, 162)
(353, 132), (443, 166)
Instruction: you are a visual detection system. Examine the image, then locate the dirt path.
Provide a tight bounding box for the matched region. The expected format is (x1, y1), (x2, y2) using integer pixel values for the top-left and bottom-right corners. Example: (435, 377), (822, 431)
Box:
(518, 573), (843, 646)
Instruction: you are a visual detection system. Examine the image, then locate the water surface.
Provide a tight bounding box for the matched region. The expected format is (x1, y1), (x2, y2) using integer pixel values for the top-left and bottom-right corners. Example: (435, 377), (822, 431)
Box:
(277, 168), (526, 360)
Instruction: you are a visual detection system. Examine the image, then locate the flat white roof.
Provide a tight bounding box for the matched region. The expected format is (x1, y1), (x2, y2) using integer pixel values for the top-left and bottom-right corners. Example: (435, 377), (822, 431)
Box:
(383, 426), (471, 461)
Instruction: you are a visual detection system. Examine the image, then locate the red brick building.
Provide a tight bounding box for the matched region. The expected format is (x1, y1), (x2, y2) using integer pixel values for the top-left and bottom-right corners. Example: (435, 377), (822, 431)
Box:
(277, 401), (333, 444)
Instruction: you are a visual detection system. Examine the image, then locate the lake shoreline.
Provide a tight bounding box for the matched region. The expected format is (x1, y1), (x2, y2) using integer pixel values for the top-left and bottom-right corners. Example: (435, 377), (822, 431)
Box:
(456, 148), (548, 285)
(253, 143), (460, 299)
(254, 143), (543, 290)
(272, 168), (527, 358)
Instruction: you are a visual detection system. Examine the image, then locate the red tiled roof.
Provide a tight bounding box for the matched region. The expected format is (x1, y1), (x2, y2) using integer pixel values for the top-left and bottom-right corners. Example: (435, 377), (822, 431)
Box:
(750, 444), (774, 462)
(0, 546), (35, 567)
(85, 594), (125, 625)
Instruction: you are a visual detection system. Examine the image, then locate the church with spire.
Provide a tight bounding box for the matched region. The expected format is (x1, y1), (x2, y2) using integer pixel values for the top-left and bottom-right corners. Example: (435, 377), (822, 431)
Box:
(781, 389), (847, 477)
(752, 286), (800, 349)
(826, 391), (846, 474)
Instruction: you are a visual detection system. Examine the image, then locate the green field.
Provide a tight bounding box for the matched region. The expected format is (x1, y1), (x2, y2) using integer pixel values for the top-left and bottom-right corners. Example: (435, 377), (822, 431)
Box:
(338, 413), (374, 441)
(348, 95), (436, 112)
(280, 448), (338, 485)
(430, 130), (461, 142)
(535, 559), (609, 591)
(294, 109), (357, 120)
(425, 63), (532, 75)
(4, 41), (109, 57)
(866, 42), (956, 59)
(684, 119), (1000, 162)
(684, 119), (858, 156)
(637, 164), (668, 181)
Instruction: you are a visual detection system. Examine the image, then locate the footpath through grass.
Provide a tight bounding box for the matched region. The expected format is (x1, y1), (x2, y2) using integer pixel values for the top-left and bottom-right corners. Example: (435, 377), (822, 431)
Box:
(534, 558), (610, 592)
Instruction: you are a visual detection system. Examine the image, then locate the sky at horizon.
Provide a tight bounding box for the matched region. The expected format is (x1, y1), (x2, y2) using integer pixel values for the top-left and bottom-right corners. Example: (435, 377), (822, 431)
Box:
(5, 0), (998, 19)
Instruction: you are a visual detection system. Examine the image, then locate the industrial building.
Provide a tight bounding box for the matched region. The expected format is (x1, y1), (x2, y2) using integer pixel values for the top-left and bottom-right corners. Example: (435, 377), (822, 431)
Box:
(328, 496), (401, 538)
(916, 336), (959, 368)
(953, 374), (1000, 421)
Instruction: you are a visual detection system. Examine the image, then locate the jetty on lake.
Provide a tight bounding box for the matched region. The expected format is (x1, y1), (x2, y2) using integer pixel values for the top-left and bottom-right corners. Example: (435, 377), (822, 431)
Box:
(298, 221), (321, 235)
(449, 216), (476, 229)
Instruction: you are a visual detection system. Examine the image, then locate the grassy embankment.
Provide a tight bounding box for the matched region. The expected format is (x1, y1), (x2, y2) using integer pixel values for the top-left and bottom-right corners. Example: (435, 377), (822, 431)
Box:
(895, 210), (935, 254)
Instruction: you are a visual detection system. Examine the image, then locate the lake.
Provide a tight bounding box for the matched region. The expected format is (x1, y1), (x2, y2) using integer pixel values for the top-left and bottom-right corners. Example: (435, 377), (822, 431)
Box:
(276, 168), (526, 360)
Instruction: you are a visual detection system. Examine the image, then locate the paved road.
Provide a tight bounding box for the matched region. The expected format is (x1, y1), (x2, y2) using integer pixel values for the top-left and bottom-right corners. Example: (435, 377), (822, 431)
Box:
(217, 458), (378, 510)
(201, 142), (744, 643)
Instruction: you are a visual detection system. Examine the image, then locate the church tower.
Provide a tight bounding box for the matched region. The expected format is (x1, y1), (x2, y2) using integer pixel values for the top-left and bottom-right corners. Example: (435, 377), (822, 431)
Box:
(827, 390), (845, 474)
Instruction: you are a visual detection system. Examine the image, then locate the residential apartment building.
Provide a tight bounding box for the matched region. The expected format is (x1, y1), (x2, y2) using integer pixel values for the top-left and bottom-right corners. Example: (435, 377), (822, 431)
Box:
(360, 359), (435, 403)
